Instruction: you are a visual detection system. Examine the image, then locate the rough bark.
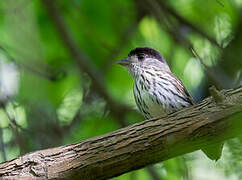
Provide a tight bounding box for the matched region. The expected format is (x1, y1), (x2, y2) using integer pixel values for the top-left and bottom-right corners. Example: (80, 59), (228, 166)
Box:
(0, 86), (241, 180)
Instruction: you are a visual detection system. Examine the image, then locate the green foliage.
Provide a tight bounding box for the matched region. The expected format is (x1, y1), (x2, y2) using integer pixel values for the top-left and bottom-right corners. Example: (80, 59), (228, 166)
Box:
(0, 0), (241, 179)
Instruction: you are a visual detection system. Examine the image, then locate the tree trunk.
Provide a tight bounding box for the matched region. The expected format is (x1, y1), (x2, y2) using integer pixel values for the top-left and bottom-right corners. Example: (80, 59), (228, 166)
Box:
(0, 86), (241, 180)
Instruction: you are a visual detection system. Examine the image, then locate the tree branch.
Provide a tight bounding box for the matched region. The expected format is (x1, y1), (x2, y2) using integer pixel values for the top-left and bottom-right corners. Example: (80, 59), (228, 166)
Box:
(0, 86), (241, 179)
(157, 0), (221, 48)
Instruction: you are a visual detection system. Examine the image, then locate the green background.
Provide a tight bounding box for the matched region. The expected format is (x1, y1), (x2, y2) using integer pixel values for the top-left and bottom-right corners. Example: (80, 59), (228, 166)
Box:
(0, 0), (241, 179)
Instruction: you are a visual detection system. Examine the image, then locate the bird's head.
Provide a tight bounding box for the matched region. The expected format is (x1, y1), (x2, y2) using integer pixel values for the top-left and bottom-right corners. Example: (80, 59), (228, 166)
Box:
(117, 47), (170, 78)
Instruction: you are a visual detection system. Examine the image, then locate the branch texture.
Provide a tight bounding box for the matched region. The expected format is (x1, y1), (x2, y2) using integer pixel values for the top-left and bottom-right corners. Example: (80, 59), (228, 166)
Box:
(0, 86), (242, 180)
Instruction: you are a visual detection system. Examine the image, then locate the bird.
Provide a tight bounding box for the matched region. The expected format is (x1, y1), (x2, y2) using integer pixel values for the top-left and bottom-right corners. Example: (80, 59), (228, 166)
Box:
(116, 47), (223, 161)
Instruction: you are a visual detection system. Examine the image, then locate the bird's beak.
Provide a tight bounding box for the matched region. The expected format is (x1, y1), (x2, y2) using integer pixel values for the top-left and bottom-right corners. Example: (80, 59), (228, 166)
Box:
(116, 59), (130, 66)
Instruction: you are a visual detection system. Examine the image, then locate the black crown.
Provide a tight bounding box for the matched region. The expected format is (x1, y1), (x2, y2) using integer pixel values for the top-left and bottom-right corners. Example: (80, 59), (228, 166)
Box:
(128, 47), (166, 64)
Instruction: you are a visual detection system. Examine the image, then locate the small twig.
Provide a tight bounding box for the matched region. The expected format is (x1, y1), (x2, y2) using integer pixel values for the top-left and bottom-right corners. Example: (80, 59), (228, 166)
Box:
(18, 62), (66, 81)
(0, 46), (66, 82)
(209, 86), (225, 103)
(157, 1), (222, 48)
(190, 46), (233, 88)
(0, 128), (6, 162)
(216, 0), (224, 7)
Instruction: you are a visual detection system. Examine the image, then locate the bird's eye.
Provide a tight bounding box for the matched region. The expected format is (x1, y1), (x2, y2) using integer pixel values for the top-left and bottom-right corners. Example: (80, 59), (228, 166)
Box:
(137, 54), (145, 61)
